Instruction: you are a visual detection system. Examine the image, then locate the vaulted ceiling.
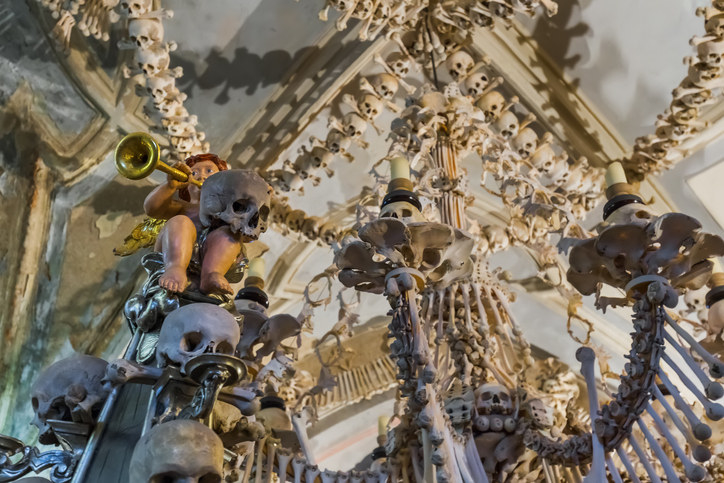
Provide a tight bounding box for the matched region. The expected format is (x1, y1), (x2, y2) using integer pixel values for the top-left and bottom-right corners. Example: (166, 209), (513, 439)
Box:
(1, 0), (723, 471)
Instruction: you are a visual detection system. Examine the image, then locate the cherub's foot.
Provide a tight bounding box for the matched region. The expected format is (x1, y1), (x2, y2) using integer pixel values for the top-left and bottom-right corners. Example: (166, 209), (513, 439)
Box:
(200, 271), (233, 296)
(159, 265), (188, 293)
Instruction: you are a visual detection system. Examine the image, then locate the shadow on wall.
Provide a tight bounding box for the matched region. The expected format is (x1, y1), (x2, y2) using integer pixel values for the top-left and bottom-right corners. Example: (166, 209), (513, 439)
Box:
(172, 44), (319, 105)
(525, 0), (613, 157)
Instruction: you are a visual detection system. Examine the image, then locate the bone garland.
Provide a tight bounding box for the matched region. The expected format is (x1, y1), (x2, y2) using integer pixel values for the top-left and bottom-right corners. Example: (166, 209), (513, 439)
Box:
(117, 2), (209, 162)
(622, 1), (724, 180)
(36, 0), (121, 50)
(317, 0), (557, 43)
(269, 197), (358, 246)
(268, 65), (406, 196)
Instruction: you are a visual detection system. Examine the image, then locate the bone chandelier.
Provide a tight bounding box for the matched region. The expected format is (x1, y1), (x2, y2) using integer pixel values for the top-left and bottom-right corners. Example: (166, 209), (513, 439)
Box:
(2, 0), (724, 482)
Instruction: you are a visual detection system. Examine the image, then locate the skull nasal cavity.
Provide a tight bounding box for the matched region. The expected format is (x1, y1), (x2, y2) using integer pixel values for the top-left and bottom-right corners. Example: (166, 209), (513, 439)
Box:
(249, 212), (259, 228)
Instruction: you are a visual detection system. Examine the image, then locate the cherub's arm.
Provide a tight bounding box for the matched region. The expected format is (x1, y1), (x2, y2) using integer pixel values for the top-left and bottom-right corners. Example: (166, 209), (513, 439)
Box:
(143, 162), (191, 219)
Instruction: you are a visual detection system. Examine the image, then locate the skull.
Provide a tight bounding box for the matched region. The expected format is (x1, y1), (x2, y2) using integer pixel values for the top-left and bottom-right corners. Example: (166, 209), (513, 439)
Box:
(31, 354), (110, 445)
(419, 91), (448, 114)
(199, 169), (272, 241)
(129, 419), (224, 483)
(463, 72), (490, 98)
(319, 221), (339, 245)
(134, 44), (170, 76)
(128, 18), (164, 50)
(341, 112), (368, 138)
(511, 127), (538, 158)
(476, 90), (505, 122)
(309, 146), (333, 169)
(146, 74), (179, 102)
(387, 52), (411, 77)
(445, 51), (474, 81)
(379, 201), (426, 223)
(547, 157), (571, 186)
(277, 385), (298, 406)
(301, 216), (321, 240)
(483, 225), (509, 253)
(492, 110), (519, 138)
(530, 215), (549, 241)
(121, 0), (153, 18)
(706, 15), (724, 37)
(352, 0), (374, 19)
(369, 73), (399, 99)
(331, 0), (353, 10)
(156, 97), (187, 117)
(678, 90), (712, 108)
(697, 39), (724, 66)
(527, 398), (554, 428)
(156, 303), (241, 368)
(170, 135), (204, 155)
(530, 144), (556, 172)
(469, 7), (493, 27)
(357, 94), (383, 120)
(162, 118), (196, 138)
(326, 129), (352, 153)
(275, 170), (304, 192)
(475, 383), (513, 415)
(284, 209), (307, 232)
(685, 286), (708, 312)
(270, 202), (290, 227)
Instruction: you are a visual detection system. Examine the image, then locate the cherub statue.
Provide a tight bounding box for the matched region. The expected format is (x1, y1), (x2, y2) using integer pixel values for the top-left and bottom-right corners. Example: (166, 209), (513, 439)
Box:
(142, 153), (272, 295)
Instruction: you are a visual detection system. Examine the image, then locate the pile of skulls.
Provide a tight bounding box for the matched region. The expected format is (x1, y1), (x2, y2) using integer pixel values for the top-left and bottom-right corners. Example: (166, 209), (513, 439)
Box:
(624, 0), (724, 179)
(118, 0), (209, 161)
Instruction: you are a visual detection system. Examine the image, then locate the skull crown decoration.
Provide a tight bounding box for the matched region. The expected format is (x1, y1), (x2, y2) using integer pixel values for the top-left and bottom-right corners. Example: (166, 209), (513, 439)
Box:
(3, 1), (724, 483)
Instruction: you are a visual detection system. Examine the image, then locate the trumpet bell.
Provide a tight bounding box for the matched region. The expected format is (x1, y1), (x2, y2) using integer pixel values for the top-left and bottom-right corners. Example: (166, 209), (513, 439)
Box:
(114, 132), (161, 180)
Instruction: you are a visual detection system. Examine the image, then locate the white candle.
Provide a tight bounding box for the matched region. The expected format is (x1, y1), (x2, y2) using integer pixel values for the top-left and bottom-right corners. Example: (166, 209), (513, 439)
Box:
(390, 156), (410, 181)
(378, 415), (389, 436)
(247, 257), (266, 279)
(605, 161), (627, 188)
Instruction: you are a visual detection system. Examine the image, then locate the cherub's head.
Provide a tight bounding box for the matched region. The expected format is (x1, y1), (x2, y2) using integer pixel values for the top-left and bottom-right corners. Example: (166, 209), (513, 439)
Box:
(179, 153), (229, 202)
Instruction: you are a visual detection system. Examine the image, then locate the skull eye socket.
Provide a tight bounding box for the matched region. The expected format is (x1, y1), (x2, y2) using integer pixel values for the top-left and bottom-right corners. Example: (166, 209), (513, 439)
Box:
(50, 398), (70, 420)
(199, 474), (222, 483)
(214, 341), (233, 355)
(232, 200), (249, 213)
(181, 331), (204, 353)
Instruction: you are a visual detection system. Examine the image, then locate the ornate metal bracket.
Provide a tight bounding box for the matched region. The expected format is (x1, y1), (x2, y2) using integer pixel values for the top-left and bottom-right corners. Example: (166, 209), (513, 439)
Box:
(0, 435), (75, 483)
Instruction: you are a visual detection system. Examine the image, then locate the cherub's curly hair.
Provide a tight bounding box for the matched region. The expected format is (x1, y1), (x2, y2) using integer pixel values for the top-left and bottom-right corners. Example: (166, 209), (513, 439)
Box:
(178, 153), (228, 201)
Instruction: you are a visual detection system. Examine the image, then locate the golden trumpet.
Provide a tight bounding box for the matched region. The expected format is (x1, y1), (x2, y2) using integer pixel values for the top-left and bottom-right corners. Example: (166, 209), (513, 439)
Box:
(114, 132), (202, 187)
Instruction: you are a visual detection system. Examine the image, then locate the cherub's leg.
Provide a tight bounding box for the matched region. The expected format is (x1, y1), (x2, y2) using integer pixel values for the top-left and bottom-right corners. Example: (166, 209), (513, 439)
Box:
(200, 226), (242, 295)
(158, 215), (196, 293)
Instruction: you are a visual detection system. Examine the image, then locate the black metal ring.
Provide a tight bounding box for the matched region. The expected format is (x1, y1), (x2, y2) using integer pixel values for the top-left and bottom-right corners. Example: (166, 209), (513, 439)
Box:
(234, 286), (269, 308)
(706, 285), (724, 308)
(381, 189), (422, 211)
(603, 194), (644, 220)
(260, 395), (286, 410)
